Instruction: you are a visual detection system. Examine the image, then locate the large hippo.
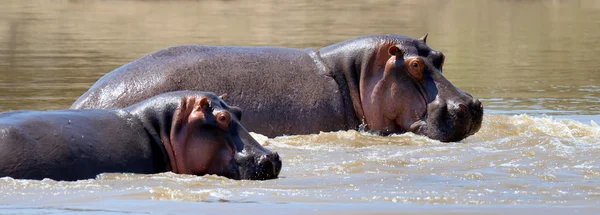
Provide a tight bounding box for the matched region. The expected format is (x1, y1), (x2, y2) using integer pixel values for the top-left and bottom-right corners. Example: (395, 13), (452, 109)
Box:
(71, 34), (483, 142)
(0, 91), (281, 181)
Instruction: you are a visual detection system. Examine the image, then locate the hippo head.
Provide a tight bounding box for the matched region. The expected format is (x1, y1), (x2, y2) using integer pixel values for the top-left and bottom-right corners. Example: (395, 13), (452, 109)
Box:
(360, 34), (483, 142)
(166, 94), (281, 180)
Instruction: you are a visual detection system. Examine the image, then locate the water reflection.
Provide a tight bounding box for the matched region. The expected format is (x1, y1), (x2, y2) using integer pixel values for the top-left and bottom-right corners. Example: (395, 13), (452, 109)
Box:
(1, 0), (599, 114)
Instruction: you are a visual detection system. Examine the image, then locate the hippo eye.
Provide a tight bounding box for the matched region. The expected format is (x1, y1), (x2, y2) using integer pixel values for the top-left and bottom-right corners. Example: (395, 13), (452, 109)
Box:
(215, 111), (231, 130)
(406, 58), (424, 80)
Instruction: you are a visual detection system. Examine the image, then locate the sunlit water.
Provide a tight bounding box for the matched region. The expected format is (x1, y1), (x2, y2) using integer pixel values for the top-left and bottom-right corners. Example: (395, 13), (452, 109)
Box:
(0, 0), (599, 214)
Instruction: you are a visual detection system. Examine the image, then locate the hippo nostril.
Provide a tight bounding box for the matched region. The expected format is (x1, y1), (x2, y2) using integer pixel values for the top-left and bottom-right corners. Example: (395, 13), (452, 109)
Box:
(258, 154), (269, 164)
(458, 104), (468, 113)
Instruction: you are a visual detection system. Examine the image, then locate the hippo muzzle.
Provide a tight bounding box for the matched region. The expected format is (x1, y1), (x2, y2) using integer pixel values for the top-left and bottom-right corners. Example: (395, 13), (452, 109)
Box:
(406, 59), (484, 142)
(410, 92), (484, 142)
(231, 124), (282, 180)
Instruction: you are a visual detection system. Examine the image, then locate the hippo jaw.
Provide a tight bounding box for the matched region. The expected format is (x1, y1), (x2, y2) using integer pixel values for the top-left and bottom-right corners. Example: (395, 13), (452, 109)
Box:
(180, 118), (282, 180)
(203, 133), (282, 180)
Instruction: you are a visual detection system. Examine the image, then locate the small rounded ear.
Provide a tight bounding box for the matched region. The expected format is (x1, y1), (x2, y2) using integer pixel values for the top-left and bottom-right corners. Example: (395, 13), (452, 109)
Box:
(388, 45), (404, 57)
(419, 33), (428, 44)
(219, 93), (228, 100)
(173, 96), (195, 130)
(174, 96), (208, 132)
(197, 97), (210, 111)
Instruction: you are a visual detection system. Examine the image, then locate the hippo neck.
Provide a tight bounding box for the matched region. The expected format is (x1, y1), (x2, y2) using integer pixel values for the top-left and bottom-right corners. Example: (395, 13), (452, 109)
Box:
(317, 37), (387, 128)
(125, 98), (181, 173)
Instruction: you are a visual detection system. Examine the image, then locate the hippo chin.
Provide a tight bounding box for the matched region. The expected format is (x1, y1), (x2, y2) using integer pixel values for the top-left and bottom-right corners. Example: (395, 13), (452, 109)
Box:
(71, 34), (483, 142)
(0, 91), (281, 181)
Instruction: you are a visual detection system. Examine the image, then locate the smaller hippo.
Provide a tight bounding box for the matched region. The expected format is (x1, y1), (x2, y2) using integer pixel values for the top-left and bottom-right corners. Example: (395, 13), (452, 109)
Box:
(0, 91), (281, 181)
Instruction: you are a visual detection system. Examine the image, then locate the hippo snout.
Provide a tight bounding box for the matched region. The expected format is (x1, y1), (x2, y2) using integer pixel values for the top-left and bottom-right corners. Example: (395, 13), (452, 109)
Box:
(447, 96), (483, 134)
(466, 98), (483, 135)
(255, 152), (282, 180)
(411, 94), (484, 142)
(236, 151), (282, 180)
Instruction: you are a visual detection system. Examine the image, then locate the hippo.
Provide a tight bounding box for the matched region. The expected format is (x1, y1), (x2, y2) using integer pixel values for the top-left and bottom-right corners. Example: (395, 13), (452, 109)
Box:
(71, 34), (483, 142)
(0, 91), (281, 181)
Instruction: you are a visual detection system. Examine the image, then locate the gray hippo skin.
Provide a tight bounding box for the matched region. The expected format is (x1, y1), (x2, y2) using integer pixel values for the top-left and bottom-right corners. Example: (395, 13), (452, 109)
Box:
(71, 34), (483, 142)
(0, 91), (281, 181)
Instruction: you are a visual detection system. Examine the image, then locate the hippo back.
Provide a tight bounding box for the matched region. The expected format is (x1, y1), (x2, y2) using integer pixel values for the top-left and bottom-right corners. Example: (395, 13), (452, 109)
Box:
(71, 45), (350, 137)
(0, 110), (165, 180)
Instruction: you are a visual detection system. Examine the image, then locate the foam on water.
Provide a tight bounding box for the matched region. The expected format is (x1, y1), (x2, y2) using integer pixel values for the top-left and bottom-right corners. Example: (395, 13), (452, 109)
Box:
(1, 114), (599, 212)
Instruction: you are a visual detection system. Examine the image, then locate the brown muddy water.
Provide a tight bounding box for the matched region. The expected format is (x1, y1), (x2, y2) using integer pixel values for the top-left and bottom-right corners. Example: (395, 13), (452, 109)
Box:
(1, 0), (600, 214)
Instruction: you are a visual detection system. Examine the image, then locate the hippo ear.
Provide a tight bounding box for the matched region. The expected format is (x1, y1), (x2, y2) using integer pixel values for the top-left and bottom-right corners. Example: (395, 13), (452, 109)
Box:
(200, 97), (210, 111)
(418, 33), (428, 44)
(219, 93), (228, 100)
(193, 97), (210, 112)
(173, 96), (209, 133)
(388, 45), (404, 58)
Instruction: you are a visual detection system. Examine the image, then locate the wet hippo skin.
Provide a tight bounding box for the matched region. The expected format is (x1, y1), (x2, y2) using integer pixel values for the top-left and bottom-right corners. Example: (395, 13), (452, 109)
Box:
(0, 91), (281, 181)
(71, 34), (483, 142)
